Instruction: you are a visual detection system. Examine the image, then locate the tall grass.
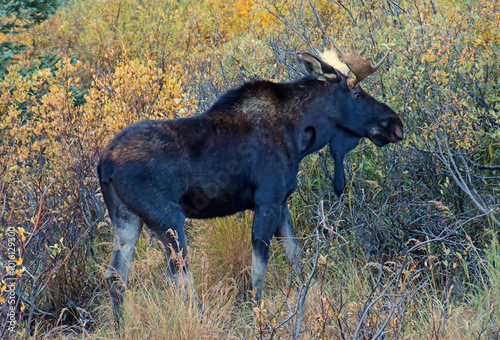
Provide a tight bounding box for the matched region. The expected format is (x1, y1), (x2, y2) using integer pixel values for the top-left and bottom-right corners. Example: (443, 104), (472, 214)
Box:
(189, 212), (253, 301)
(31, 233), (247, 339)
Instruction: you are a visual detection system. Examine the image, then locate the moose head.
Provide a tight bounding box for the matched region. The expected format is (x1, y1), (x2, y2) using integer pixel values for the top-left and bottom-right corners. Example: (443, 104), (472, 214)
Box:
(297, 45), (403, 195)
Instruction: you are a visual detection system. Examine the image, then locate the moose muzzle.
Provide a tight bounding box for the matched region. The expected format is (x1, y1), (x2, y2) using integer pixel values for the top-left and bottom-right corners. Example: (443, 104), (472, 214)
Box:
(368, 117), (404, 147)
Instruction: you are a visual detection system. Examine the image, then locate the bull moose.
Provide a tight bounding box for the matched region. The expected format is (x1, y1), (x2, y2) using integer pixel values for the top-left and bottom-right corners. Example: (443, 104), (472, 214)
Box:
(97, 46), (404, 322)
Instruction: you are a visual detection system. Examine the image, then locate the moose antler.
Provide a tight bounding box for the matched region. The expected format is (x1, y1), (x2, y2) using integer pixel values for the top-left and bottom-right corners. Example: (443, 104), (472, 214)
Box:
(315, 46), (350, 76)
(335, 44), (390, 88)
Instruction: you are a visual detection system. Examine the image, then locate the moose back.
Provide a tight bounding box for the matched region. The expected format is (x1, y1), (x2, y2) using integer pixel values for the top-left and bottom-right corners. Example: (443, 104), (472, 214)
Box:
(97, 49), (404, 321)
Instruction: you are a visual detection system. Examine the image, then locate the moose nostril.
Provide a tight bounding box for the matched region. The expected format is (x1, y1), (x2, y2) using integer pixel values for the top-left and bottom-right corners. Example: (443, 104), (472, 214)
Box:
(394, 125), (404, 140)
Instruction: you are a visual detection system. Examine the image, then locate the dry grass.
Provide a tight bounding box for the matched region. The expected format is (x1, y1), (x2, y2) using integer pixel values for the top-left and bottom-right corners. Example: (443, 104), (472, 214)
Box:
(189, 212), (254, 301)
(34, 232), (250, 340)
(27, 229), (500, 339)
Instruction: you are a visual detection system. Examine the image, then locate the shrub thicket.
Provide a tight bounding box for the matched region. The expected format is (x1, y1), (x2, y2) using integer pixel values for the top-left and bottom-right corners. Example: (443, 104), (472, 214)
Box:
(1, 0), (499, 338)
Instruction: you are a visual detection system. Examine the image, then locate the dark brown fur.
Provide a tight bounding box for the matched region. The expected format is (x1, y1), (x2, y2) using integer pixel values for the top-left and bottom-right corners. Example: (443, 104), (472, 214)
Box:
(98, 53), (403, 324)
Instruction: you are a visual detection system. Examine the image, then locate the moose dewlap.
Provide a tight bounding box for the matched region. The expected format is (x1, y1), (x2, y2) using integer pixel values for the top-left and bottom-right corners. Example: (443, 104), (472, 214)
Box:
(97, 47), (403, 323)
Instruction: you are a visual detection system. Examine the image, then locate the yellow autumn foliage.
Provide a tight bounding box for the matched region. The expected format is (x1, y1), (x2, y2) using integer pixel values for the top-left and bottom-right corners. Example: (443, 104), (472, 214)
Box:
(1, 57), (197, 185)
(0, 56), (198, 318)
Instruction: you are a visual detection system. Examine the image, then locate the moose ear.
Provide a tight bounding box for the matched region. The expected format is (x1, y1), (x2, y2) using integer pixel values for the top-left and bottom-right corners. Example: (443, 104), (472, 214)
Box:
(297, 53), (339, 81)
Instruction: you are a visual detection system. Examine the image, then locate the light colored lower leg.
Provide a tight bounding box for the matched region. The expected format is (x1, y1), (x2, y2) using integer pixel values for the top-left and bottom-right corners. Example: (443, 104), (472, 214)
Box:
(252, 251), (268, 300)
(105, 207), (142, 283)
(277, 216), (300, 267)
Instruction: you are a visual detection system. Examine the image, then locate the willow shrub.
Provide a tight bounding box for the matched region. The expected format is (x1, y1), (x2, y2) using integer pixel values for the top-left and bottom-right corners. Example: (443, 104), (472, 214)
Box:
(0, 56), (198, 335)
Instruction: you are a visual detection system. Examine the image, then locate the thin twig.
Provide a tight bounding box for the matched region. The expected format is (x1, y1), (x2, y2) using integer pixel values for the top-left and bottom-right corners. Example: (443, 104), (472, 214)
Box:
(293, 200), (324, 339)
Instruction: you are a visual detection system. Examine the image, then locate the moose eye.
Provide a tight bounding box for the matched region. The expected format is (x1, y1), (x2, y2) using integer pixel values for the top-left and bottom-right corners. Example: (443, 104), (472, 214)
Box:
(354, 92), (363, 98)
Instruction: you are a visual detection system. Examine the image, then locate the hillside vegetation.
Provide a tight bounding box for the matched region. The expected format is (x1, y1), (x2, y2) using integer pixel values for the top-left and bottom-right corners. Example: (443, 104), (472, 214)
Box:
(1, 0), (499, 338)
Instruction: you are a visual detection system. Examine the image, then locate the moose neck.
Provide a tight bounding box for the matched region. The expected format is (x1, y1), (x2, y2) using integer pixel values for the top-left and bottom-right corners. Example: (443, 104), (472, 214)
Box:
(294, 83), (348, 161)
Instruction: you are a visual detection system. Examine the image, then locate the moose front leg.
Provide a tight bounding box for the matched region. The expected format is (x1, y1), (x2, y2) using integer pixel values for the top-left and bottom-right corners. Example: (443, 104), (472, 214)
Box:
(251, 203), (282, 302)
(274, 202), (300, 270)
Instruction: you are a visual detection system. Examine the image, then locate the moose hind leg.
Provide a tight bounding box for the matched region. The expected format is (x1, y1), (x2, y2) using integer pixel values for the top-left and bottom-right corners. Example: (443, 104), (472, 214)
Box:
(102, 184), (142, 323)
(138, 200), (197, 299)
